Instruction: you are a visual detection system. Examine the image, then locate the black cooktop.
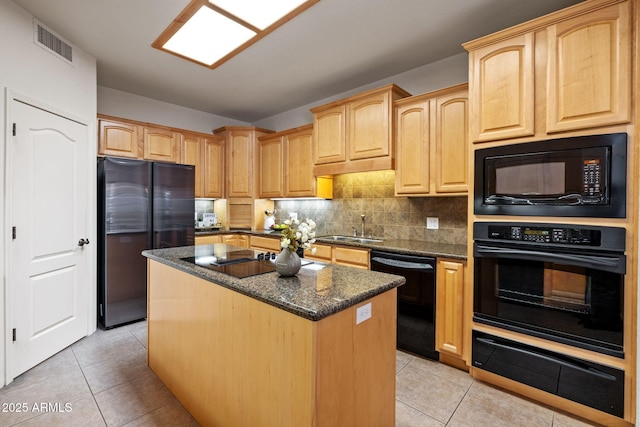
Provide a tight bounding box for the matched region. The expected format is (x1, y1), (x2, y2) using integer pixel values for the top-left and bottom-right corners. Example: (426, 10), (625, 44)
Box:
(181, 249), (278, 278)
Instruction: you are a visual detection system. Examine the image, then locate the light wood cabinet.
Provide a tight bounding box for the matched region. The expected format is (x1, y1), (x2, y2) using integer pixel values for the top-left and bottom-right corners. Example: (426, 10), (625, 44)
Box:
(258, 125), (333, 199)
(465, 0), (631, 143)
(395, 84), (468, 196)
(222, 234), (249, 248)
(214, 126), (274, 198)
(182, 133), (225, 198)
(202, 137), (225, 198)
(143, 126), (180, 162)
(98, 118), (141, 158)
(435, 258), (465, 359)
(546, 1), (631, 133)
(258, 134), (284, 198)
(195, 234), (222, 245)
(304, 243), (369, 269)
(312, 104), (346, 165)
(311, 84), (410, 175)
(250, 235), (281, 252)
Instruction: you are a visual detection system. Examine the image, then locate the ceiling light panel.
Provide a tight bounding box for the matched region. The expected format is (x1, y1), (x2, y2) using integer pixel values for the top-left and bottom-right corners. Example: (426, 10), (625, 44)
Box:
(163, 6), (256, 66)
(209, 0), (309, 30)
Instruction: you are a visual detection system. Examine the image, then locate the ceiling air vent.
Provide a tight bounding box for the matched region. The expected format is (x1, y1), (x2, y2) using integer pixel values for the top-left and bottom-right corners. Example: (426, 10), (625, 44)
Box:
(33, 19), (74, 65)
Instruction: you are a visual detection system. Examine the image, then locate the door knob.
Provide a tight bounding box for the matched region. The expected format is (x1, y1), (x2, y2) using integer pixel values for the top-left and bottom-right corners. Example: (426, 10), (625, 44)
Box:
(78, 238), (90, 247)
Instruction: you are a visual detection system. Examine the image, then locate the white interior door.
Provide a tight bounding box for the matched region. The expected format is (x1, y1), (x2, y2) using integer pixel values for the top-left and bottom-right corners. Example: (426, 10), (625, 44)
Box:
(10, 99), (89, 378)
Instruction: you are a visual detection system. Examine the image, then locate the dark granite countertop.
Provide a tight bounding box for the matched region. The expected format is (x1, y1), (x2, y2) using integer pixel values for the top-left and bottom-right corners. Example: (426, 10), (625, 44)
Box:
(142, 244), (406, 321)
(195, 229), (468, 260)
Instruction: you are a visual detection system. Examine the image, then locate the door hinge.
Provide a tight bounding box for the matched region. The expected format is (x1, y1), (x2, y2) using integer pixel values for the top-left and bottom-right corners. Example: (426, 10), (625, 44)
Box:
(12, 226), (16, 240)
(12, 328), (16, 342)
(12, 123), (16, 136)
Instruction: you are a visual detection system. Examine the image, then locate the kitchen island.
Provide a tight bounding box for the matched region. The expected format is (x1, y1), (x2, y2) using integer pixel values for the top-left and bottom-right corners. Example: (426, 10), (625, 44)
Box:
(142, 244), (405, 427)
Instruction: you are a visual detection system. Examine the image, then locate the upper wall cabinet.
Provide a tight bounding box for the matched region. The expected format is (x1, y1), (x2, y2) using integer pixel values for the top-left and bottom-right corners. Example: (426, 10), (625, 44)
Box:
(98, 117), (141, 158)
(181, 133), (225, 198)
(395, 84), (468, 196)
(258, 124), (333, 199)
(214, 126), (274, 198)
(464, 0), (632, 143)
(143, 126), (180, 162)
(311, 84), (411, 175)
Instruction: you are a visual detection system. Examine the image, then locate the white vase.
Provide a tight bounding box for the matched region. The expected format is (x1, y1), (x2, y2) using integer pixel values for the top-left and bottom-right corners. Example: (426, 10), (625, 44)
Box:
(275, 248), (302, 276)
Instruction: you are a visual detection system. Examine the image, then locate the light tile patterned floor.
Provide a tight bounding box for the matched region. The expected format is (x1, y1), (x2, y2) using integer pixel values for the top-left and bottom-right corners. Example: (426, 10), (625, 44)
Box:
(0, 321), (601, 426)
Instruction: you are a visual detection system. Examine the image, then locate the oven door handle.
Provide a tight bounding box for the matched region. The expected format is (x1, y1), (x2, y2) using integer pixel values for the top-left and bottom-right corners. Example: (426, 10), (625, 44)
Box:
(476, 337), (618, 381)
(371, 257), (434, 271)
(474, 244), (625, 274)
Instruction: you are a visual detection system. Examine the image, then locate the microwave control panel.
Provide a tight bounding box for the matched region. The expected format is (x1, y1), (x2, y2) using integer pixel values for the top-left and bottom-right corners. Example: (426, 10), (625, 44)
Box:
(583, 159), (602, 198)
(487, 225), (601, 246)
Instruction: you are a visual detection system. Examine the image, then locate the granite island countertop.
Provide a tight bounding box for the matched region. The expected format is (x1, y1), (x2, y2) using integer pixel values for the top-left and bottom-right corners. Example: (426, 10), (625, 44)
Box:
(195, 229), (468, 260)
(143, 244), (406, 321)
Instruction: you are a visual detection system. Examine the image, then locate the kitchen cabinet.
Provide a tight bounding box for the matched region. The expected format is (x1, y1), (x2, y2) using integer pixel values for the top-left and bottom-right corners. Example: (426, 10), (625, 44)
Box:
(465, 0), (631, 143)
(258, 124), (333, 199)
(304, 243), (369, 269)
(311, 84), (411, 175)
(98, 117), (141, 158)
(195, 234), (222, 245)
(214, 126), (274, 198)
(395, 84), (468, 196)
(222, 234), (249, 248)
(258, 134), (284, 198)
(435, 258), (465, 361)
(182, 133), (225, 198)
(143, 126), (180, 162)
(250, 235), (281, 252)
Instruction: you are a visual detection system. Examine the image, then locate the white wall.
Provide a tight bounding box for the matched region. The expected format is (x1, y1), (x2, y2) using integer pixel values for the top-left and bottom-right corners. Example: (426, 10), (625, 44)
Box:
(253, 53), (469, 131)
(98, 86), (249, 134)
(0, 0), (97, 385)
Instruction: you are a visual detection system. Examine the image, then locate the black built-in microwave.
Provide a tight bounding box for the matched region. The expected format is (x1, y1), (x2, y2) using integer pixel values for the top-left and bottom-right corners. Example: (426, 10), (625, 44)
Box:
(474, 133), (627, 218)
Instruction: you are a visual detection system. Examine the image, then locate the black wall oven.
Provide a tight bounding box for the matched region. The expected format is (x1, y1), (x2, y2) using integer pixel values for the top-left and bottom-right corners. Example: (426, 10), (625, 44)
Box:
(473, 222), (626, 358)
(472, 222), (627, 416)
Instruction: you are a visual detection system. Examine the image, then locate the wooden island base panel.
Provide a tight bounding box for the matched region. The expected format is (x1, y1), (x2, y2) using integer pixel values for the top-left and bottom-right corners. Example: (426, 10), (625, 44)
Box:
(144, 246), (404, 427)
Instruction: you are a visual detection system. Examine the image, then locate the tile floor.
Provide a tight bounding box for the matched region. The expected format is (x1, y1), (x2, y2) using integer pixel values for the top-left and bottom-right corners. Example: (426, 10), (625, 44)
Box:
(0, 320), (601, 427)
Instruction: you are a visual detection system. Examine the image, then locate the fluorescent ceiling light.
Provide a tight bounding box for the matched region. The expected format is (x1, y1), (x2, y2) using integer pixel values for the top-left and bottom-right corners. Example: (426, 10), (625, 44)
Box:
(153, 0), (319, 69)
(209, 0), (309, 30)
(163, 6), (255, 66)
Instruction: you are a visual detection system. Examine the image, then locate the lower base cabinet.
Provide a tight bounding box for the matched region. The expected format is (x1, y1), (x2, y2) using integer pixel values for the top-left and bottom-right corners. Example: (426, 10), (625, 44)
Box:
(435, 259), (465, 361)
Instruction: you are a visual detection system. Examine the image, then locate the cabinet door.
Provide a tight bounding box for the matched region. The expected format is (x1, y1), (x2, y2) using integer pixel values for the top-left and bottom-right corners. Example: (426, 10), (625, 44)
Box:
(98, 119), (140, 158)
(203, 137), (224, 198)
(285, 128), (315, 197)
(546, 1), (631, 133)
(258, 135), (284, 198)
(395, 99), (431, 195)
(469, 32), (535, 142)
(348, 91), (390, 160)
(313, 104), (346, 165)
(143, 126), (180, 162)
(227, 129), (255, 198)
(181, 133), (203, 197)
(436, 259), (465, 358)
(435, 92), (468, 193)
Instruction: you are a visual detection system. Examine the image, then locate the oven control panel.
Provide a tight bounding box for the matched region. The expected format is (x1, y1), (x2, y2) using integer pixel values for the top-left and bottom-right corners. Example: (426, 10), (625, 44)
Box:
(487, 225), (600, 245)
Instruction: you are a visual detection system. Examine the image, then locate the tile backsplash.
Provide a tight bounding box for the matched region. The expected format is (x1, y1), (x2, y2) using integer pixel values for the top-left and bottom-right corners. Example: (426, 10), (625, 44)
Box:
(274, 170), (467, 246)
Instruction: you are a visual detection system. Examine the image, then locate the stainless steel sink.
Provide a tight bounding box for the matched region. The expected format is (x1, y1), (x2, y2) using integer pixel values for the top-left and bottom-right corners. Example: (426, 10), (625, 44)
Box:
(320, 235), (384, 243)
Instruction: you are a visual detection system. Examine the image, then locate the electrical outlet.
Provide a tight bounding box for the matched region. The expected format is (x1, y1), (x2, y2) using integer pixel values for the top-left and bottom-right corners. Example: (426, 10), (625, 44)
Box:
(426, 217), (439, 230)
(289, 212), (298, 221)
(356, 302), (372, 324)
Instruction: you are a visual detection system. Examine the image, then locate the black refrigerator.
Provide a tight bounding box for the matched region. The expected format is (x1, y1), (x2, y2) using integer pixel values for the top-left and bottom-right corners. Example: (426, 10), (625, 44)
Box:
(98, 157), (195, 328)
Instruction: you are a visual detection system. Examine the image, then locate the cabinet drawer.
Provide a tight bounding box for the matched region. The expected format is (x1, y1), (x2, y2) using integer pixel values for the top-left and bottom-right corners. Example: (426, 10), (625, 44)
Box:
(333, 246), (369, 269)
(305, 244), (332, 261)
(250, 236), (281, 251)
(195, 235), (222, 245)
